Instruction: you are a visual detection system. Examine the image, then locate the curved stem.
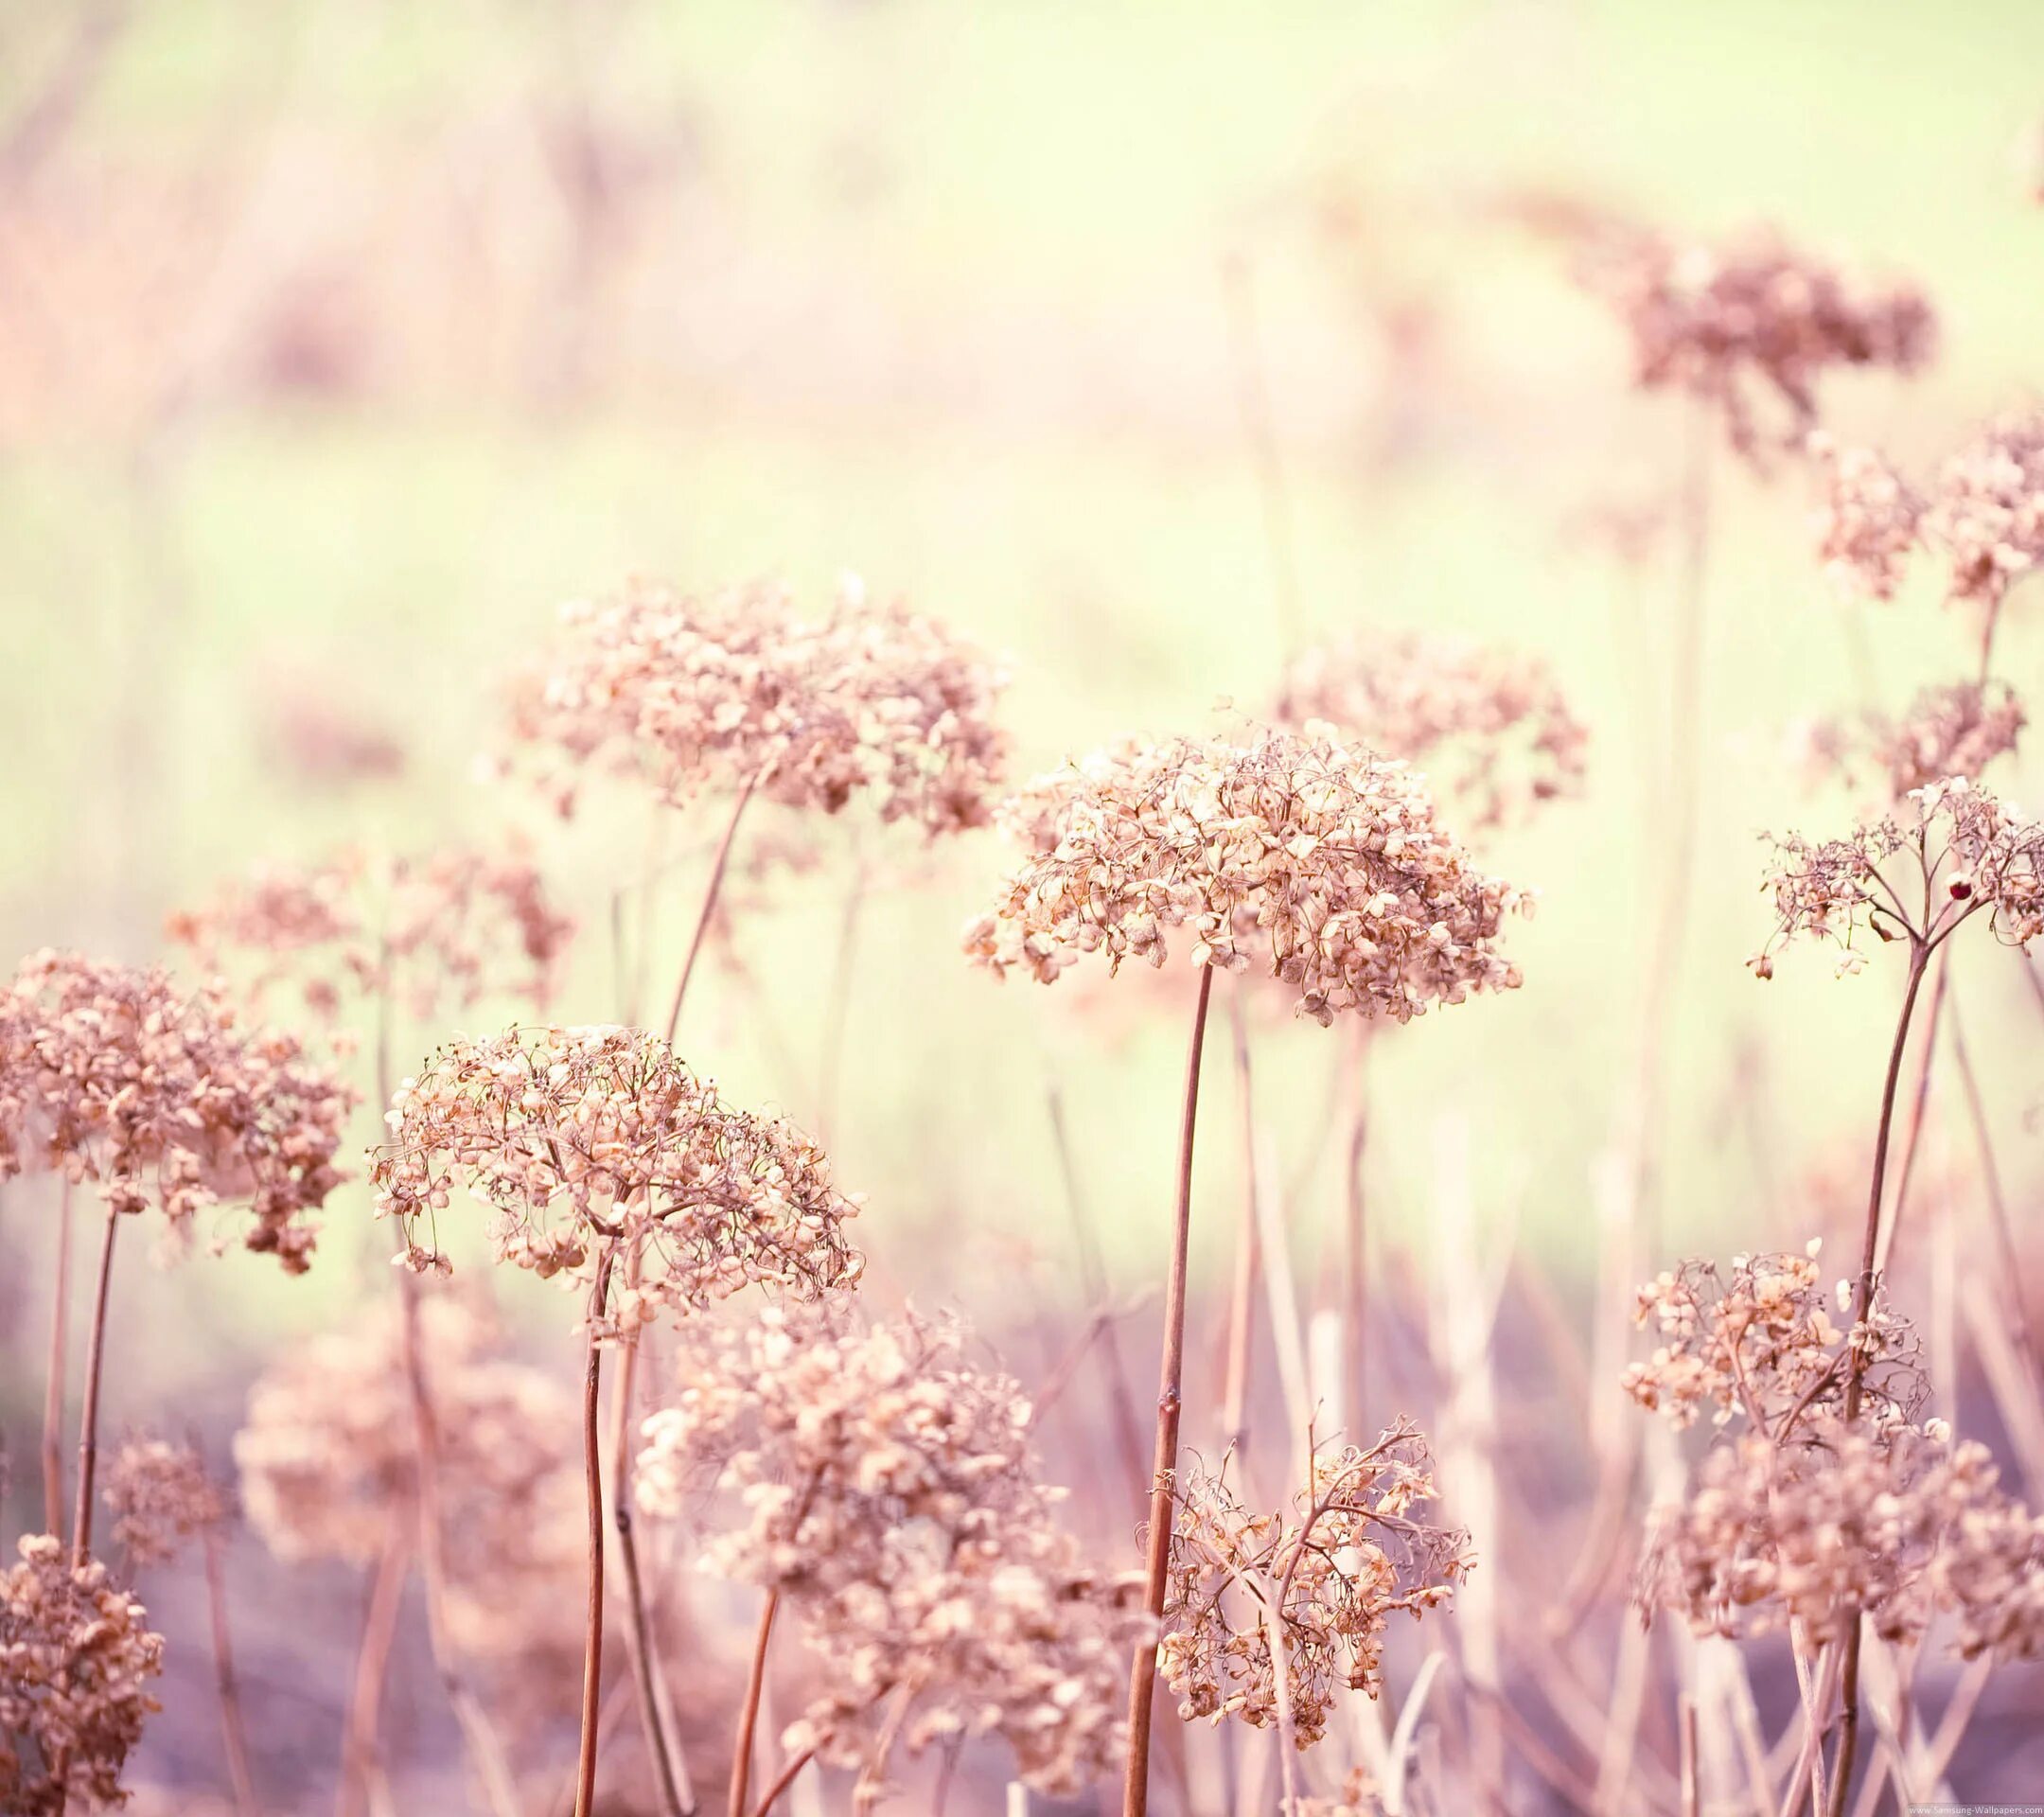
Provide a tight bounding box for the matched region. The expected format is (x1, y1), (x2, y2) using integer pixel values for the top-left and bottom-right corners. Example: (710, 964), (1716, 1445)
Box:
(1120, 963), (1216, 1817)
(42, 1178), (72, 1538)
(338, 1533), (412, 1817)
(662, 774), (759, 1048)
(203, 1527), (262, 1817)
(1827, 941), (1931, 1817)
(729, 1589), (781, 1817)
(748, 1745), (814, 1817)
(574, 1246), (620, 1817)
(69, 1202), (119, 1564)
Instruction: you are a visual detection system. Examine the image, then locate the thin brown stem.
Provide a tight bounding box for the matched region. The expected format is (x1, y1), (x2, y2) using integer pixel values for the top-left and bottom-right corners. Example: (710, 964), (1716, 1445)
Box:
(663, 773), (759, 1048)
(748, 1744), (815, 1817)
(42, 1178), (72, 1538)
(1877, 956), (1949, 1271)
(1341, 1027), (1371, 1420)
(729, 1589), (781, 1817)
(338, 1533), (412, 1817)
(1220, 986), (1263, 1458)
(1121, 962), (1216, 1817)
(203, 1527), (262, 1817)
(574, 1246), (620, 1817)
(1946, 988), (2040, 1375)
(1827, 941), (1932, 1817)
(69, 1202), (119, 1564)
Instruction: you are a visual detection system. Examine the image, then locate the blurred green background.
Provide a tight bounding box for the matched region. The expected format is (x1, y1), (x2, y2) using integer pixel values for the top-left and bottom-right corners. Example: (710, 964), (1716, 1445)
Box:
(5, 0), (2043, 1376)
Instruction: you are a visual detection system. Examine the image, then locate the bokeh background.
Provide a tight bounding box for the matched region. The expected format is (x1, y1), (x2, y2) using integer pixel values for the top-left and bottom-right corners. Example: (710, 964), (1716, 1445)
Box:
(6, 0), (2044, 1808)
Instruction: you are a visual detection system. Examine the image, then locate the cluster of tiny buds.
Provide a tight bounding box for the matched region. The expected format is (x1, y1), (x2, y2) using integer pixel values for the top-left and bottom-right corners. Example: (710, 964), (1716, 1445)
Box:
(1272, 630), (1588, 830)
(1752, 775), (2044, 978)
(0, 949), (355, 1272)
(964, 728), (1528, 1026)
(1, 1533), (165, 1814)
(167, 844), (574, 1024)
(1158, 1424), (1471, 1749)
(503, 573), (1010, 837)
(636, 1304), (1148, 1798)
(101, 1438), (232, 1568)
(1583, 228), (1933, 456)
(371, 1025), (862, 1332)
(1788, 680), (2024, 810)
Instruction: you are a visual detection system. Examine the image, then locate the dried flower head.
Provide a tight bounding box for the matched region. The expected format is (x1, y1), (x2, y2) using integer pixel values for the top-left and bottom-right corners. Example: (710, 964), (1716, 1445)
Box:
(371, 1025), (861, 1329)
(101, 1438), (231, 1569)
(1752, 776), (2044, 978)
(1808, 433), (1926, 600)
(1790, 680), (2025, 808)
(506, 574), (1008, 835)
(0, 951), (354, 1271)
(0, 1533), (165, 1815)
(167, 845), (573, 1023)
(1623, 1244), (1920, 1437)
(1923, 406), (2044, 613)
(1290, 1771), (1391, 1817)
(1157, 1425), (1470, 1748)
(1586, 230), (1933, 455)
(963, 729), (1527, 1026)
(1638, 1414), (2044, 1656)
(1272, 632), (1587, 829)
(637, 1306), (1146, 1799)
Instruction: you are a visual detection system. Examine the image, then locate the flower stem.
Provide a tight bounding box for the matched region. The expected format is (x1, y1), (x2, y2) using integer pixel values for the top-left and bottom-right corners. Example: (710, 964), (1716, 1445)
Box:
(69, 1201), (119, 1565)
(729, 1589), (780, 1817)
(203, 1527), (262, 1817)
(338, 1532), (411, 1817)
(574, 1246), (620, 1817)
(1121, 962), (1216, 1817)
(42, 1178), (72, 1538)
(748, 1743), (814, 1817)
(662, 773), (758, 1048)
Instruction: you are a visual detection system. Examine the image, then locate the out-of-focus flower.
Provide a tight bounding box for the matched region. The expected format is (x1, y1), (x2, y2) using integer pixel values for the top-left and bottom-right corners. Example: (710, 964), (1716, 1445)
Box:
(101, 1438), (231, 1569)
(1789, 680), (2024, 808)
(1809, 434), (1926, 601)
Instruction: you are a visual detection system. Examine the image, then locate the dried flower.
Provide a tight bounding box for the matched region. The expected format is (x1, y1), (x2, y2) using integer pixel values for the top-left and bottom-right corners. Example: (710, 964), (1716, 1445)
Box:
(0, 1534), (164, 1814)
(101, 1439), (230, 1569)
(637, 1306), (1147, 1798)
(506, 574), (1008, 835)
(167, 845), (573, 1023)
(1585, 230), (1933, 455)
(1790, 680), (2024, 808)
(963, 728), (1527, 1026)
(0, 951), (354, 1271)
(1924, 407), (2044, 613)
(1272, 632), (1587, 829)
(1753, 776), (2044, 977)
(1808, 434), (1926, 600)
(371, 1025), (861, 1329)
(1157, 1426), (1470, 1748)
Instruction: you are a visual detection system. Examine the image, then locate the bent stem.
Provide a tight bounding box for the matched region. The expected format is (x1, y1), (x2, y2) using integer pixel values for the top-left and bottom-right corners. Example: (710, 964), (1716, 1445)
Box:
(42, 1178), (73, 1538)
(203, 1526), (262, 1817)
(1826, 939), (1931, 1817)
(662, 772), (760, 1048)
(70, 1201), (120, 1564)
(1121, 962), (1216, 1817)
(729, 1589), (781, 1817)
(574, 1246), (621, 1817)
(338, 1531), (412, 1817)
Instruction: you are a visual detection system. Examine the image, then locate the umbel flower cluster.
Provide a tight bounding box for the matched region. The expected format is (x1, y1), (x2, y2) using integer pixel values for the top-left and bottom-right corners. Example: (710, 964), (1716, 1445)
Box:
(1156, 1426), (1470, 1750)
(1814, 408), (2044, 612)
(1272, 631), (1588, 829)
(635, 1306), (1148, 1798)
(371, 1025), (862, 1325)
(100, 1439), (231, 1569)
(505, 574), (1010, 835)
(0, 950), (354, 1270)
(1628, 1249), (2044, 1657)
(0, 1534), (165, 1815)
(1585, 229), (1934, 454)
(1752, 776), (2044, 977)
(963, 729), (1528, 1025)
(235, 1297), (585, 1694)
(167, 845), (574, 1022)
(1791, 680), (2025, 809)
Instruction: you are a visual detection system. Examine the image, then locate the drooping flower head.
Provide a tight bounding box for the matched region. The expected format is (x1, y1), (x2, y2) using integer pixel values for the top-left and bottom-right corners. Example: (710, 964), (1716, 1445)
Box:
(506, 574), (1009, 835)
(0, 1534), (165, 1814)
(168, 845), (573, 1023)
(1273, 631), (1587, 830)
(1585, 229), (1934, 456)
(0, 951), (354, 1271)
(1158, 1423), (1470, 1747)
(964, 729), (1527, 1025)
(1751, 776), (2044, 979)
(636, 1304), (1146, 1798)
(371, 1025), (861, 1329)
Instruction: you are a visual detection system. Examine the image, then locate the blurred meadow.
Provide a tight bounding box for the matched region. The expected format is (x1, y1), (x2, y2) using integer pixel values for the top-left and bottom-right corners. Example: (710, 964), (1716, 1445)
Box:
(7, 1), (2044, 1811)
